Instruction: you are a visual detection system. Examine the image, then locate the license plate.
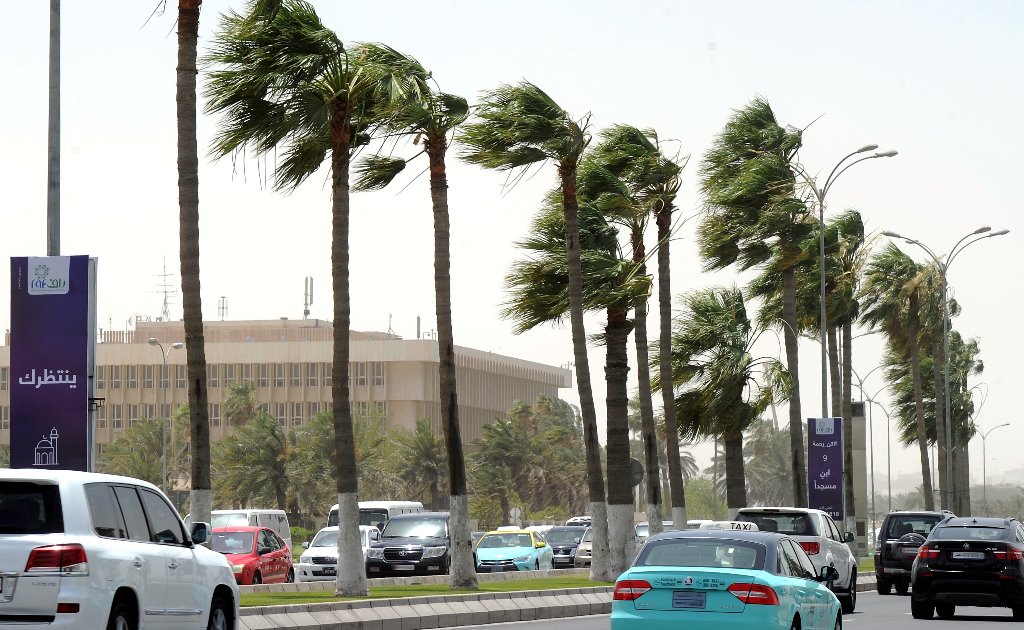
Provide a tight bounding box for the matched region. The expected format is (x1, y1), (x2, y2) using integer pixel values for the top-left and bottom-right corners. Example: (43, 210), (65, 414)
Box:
(321, 567), (336, 575)
(951, 551), (985, 560)
(489, 565), (504, 573)
(672, 591), (706, 609)
(394, 565), (415, 571)
(901, 547), (920, 555)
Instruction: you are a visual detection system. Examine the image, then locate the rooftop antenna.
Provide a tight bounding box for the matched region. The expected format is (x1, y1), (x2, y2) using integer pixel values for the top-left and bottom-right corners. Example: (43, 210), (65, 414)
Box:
(303, 276), (313, 320)
(386, 314), (396, 338)
(218, 296), (228, 321)
(154, 257), (177, 321)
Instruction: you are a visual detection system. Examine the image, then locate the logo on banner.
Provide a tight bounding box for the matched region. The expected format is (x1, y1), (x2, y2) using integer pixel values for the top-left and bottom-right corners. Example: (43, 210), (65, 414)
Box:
(27, 256), (70, 295)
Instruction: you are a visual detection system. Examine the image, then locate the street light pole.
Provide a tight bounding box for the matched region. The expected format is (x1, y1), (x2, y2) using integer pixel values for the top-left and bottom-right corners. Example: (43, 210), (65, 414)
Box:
(148, 337), (183, 494)
(865, 396), (893, 512)
(883, 227), (1009, 510)
(978, 423), (1009, 517)
(798, 146), (897, 419)
(852, 364), (885, 532)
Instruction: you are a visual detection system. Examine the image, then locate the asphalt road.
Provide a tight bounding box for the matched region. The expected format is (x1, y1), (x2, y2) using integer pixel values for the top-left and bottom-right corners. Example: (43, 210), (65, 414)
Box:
(452, 592), (1021, 630)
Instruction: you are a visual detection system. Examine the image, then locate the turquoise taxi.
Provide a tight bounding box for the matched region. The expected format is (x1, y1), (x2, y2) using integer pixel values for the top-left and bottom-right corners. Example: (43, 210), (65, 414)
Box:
(475, 529), (553, 572)
(611, 522), (843, 630)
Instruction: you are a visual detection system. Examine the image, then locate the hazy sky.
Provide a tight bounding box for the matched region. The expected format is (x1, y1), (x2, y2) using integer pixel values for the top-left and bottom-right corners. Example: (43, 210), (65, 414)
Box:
(2, 1), (1021, 489)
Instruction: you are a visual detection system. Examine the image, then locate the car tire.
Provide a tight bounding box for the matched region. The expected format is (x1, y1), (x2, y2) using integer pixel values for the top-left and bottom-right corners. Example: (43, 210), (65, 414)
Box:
(790, 616), (799, 630)
(910, 599), (933, 619)
(876, 579), (890, 595)
(841, 571), (856, 614)
(251, 571), (262, 585)
(935, 603), (954, 619)
(286, 568), (295, 584)
(106, 599), (137, 630)
(895, 581), (909, 595)
(207, 594), (232, 630)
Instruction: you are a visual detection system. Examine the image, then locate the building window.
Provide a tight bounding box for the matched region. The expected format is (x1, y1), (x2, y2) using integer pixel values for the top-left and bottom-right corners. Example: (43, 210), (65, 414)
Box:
(96, 416), (105, 430)
(373, 361), (384, 386)
(224, 364), (236, 386)
(307, 402), (320, 417)
(210, 403), (221, 427)
(257, 364), (269, 388)
(290, 364), (301, 387)
(0, 367), (7, 391)
(145, 404), (156, 420)
(241, 363), (252, 383)
(372, 401), (386, 416)
(95, 366), (105, 390)
(322, 362), (331, 386)
(112, 405), (124, 429)
(128, 405), (140, 426)
(258, 403), (269, 415)
(351, 400), (369, 417)
(127, 366), (138, 389)
(175, 365), (186, 389)
(158, 363), (169, 388)
(208, 364), (220, 388)
(160, 403), (171, 420)
(274, 364), (285, 387)
(276, 402), (287, 426)
(143, 365), (154, 388)
(291, 402), (303, 425)
(306, 363), (318, 386)
(0, 405), (8, 430)
(355, 362), (367, 386)
(110, 366), (122, 389)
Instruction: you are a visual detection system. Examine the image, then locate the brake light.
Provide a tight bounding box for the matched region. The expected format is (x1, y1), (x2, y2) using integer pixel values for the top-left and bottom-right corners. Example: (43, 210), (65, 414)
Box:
(613, 579), (652, 601)
(56, 603), (80, 614)
(727, 582), (779, 605)
(25, 544), (89, 575)
(994, 549), (1024, 561)
(917, 545), (940, 560)
(799, 541), (820, 555)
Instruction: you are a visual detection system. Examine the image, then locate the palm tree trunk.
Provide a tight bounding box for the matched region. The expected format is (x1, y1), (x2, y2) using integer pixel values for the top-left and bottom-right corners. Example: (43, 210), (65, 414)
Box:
(558, 163), (609, 581)
(329, 104), (367, 597)
(426, 139), (477, 589)
(176, 0), (211, 526)
(841, 322), (856, 538)
(827, 327), (841, 417)
(782, 265), (807, 507)
(932, 338), (948, 510)
(605, 306), (633, 579)
(724, 429), (747, 518)
(909, 318), (935, 510)
(656, 205), (687, 527)
(629, 229), (663, 535)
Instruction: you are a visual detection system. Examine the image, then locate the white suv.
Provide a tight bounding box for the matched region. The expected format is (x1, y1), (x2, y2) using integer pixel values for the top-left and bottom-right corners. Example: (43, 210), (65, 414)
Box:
(736, 507), (858, 614)
(0, 469), (239, 629)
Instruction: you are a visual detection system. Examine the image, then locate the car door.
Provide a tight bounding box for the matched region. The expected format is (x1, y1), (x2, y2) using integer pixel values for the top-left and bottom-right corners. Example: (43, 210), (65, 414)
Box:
(781, 539), (830, 630)
(777, 540), (820, 629)
(270, 530), (290, 581)
(822, 514), (852, 588)
(258, 530), (283, 582)
(109, 485), (174, 628)
(138, 487), (204, 628)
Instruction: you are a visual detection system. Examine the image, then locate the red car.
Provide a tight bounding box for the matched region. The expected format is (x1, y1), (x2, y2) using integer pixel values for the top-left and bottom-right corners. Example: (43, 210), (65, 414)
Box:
(210, 525), (294, 585)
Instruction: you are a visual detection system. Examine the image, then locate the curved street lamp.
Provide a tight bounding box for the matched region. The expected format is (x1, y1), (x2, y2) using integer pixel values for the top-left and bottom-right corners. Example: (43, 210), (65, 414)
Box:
(977, 423), (1009, 516)
(852, 364), (886, 532)
(796, 145), (897, 419)
(863, 395), (893, 513)
(882, 227), (1009, 510)
(148, 337), (184, 494)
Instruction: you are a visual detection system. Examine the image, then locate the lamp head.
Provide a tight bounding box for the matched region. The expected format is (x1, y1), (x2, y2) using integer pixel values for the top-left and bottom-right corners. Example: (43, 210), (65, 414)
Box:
(171, 342), (184, 350)
(973, 226), (992, 235)
(874, 150), (898, 158)
(990, 229), (1009, 237)
(147, 338), (159, 346)
(882, 230), (902, 238)
(857, 144), (880, 153)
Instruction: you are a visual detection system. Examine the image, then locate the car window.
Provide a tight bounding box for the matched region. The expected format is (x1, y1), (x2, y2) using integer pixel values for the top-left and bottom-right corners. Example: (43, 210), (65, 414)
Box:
(790, 539), (818, 577)
(258, 530), (273, 551)
(779, 540), (812, 578)
(139, 489), (185, 544)
(932, 526), (1006, 541)
(112, 486), (151, 542)
(826, 516), (842, 541)
(1017, 525), (1024, 543)
(270, 530), (284, 550)
(636, 538), (764, 570)
(885, 515), (940, 538)
(738, 512), (814, 536)
(0, 481), (63, 534)
(85, 483), (128, 539)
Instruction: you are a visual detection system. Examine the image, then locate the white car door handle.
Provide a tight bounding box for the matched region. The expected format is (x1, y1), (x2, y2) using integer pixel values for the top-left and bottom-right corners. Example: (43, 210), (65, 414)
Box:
(167, 560), (178, 569)
(133, 559), (143, 568)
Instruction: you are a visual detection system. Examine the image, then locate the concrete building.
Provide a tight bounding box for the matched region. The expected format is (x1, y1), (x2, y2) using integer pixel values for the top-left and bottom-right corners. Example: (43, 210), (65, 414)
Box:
(0, 319), (572, 457)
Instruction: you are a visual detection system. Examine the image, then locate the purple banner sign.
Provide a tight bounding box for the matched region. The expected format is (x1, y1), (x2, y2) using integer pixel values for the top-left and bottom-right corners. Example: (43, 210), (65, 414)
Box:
(10, 256), (90, 471)
(807, 417), (845, 521)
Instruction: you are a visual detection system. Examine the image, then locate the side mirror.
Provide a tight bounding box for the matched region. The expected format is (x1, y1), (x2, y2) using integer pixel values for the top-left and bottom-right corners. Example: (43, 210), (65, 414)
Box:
(190, 521), (209, 545)
(817, 565), (840, 582)
(573, 537), (581, 544)
(535, 541), (546, 549)
(302, 541), (310, 549)
(843, 531), (855, 544)
(257, 546), (272, 556)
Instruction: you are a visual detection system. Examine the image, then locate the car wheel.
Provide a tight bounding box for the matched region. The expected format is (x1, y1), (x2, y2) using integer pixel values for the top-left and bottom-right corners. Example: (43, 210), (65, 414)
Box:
(935, 603), (954, 619)
(106, 599), (137, 630)
(790, 615), (800, 630)
(841, 571), (856, 614)
(251, 571), (262, 585)
(207, 594), (232, 630)
(895, 581), (909, 595)
(910, 599), (933, 619)
(286, 568), (295, 584)
(876, 579), (890, 595)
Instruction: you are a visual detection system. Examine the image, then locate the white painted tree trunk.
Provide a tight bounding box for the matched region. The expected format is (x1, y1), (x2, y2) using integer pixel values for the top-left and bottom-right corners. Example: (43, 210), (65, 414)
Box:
(647, 502), (664, 536)
(672, 505), (687, 531)
(190, 488), (212, 530)
(588, 501), (611, 582)
(334, 492), (368, 596)
(448, 494), (477, 588)
(607, 503), (634, 579)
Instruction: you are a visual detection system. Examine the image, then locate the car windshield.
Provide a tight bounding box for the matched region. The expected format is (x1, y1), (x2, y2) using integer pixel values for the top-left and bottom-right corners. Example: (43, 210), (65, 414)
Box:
(738, 512), (814, 536)
(311, 530), (339, 547)
(885, 515), (941, 538)
(636, 538), (765, 570)
(932, 526), (1006, 541)
(212, 513), (249, 528)
(382, 517), (446, 539)
(479, 533), (532, 549)
(582, 528), (593, 543)
(546, 529), (583, 544)
(210, 531), (255, 554)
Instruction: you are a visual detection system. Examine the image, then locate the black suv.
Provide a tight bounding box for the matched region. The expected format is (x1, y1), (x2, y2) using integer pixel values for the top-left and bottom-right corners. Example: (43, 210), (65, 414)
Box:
(544, 525), (587, 568)
(910, 516), (1024, 620)
(365, 511), (450, 577)
(874, 509), (952, 594)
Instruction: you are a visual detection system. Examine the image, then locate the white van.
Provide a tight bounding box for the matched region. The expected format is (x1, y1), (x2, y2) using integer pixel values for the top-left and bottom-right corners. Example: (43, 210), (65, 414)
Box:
(211, 508), (292, 551)
(328, 500), (423, 529)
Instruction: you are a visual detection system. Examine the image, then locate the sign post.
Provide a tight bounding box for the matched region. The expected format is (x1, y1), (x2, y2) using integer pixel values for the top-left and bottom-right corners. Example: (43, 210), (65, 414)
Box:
(807, 417), (845, 521)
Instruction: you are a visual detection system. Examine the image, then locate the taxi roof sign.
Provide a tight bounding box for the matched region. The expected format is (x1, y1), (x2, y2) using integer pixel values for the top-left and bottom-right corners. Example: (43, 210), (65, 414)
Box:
(698, 520), (758, 532)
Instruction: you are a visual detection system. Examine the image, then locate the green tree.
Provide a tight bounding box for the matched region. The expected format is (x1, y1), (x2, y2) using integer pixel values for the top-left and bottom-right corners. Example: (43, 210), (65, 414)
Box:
(0, 445), (8, 468)
(460, 82), (613, 579)
(391, 420), (448, 510)
(682, 476), (728, 520)
(223, 381), (259, 427)
(97, 417), (164, 485)
(743, 418), (795, 506)
(698, 98), (810, 507)
(286, 411), (336, 527)
(205, 0), (425, 596)
(212, 412), (288, 510)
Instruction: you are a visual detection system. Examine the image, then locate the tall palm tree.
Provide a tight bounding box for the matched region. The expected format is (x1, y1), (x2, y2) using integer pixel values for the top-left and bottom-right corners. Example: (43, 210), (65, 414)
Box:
(212, 412), (288, 510)
(353, 81), (477, 587)
(460, 82), (612, 580)
(860, 243), (934, 509)
(204, 0), (425, 595)
(176, 0), (212, 531)
(698, 98), (811, 507)
(744, 419), (795, 506)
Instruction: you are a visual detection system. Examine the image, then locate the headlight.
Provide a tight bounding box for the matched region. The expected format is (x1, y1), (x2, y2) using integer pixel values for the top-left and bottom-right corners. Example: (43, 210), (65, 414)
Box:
(231, 564), (245, 572)
(422, 546), (447, 558)
(366, 548), (384, 559)
(514, 555), (531, 562)
(299, 555), (311, 563)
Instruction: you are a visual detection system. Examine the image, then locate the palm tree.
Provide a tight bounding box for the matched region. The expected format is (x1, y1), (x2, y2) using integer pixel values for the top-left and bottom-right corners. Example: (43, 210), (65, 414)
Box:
(744, 419), (795, 506)
(176, 0), (212, 531)
(212, 412), (288, 510)
(222, 381), (259, 427)
(286, 411), (336, 525)
(352, 80), (477, 587)
(204, 0), (426, 596)
(460, 82), (612, 580)
(698, 98), (811, 507)
(97, 417), (164, 484)
(860, 243), (934, 509)
(392, 419), (448, 510)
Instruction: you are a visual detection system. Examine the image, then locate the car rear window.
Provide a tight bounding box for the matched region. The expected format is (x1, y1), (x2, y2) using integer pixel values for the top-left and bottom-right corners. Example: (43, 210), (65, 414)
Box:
(636, 538), (765, 570)
(0, 481), (63, 534)
(885, 515), (941, 538)
(738, 512), (815, 536)
(932, 526), (1006, 541)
